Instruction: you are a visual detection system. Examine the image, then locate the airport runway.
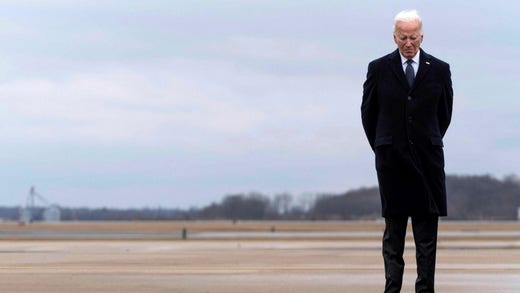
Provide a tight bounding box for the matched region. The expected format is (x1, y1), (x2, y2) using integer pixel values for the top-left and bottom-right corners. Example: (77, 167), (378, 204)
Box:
(0, 221), (518, 292)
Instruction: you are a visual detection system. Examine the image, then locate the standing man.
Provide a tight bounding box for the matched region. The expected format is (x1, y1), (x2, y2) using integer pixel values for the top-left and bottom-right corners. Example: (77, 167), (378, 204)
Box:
(361, 10), (453, 293)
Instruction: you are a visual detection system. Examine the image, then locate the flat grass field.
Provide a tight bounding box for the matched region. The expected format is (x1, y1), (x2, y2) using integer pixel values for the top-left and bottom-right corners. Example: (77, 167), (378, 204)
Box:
(0, 220), (519, 292)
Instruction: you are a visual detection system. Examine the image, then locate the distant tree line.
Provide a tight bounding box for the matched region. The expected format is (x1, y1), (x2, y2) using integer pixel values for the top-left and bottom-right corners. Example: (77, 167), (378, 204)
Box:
(1, 174), (520, 221)
(446, 174), (520, 220)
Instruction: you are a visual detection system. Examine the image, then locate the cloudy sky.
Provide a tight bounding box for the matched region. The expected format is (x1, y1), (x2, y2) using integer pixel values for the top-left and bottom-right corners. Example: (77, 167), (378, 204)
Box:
(1, 0), (519, 208)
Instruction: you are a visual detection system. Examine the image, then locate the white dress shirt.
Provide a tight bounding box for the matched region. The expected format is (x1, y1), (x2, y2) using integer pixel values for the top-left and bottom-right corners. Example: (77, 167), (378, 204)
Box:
(400, 50), (420, 76)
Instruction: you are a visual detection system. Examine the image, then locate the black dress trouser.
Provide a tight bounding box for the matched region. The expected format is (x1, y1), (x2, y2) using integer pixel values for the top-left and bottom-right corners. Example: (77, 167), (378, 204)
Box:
(383, 216), (439, 293)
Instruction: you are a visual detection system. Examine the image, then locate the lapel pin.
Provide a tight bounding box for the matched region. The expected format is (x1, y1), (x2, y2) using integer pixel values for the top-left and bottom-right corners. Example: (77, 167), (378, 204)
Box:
(425, 61), (430, 65)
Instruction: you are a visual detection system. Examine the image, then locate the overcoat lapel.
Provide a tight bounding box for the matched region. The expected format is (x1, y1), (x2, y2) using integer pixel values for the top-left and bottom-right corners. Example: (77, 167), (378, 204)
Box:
(411, 49), (432, 91)
(388, 50), (409, 90)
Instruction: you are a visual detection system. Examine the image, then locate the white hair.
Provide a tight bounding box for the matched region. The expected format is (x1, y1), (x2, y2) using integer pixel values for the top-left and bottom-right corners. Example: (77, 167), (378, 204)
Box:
(393, 9), (423, 33)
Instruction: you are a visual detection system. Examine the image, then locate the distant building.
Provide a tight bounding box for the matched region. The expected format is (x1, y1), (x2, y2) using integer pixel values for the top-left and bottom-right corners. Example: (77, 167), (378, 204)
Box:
(43, 205), (61, 222)
(20, 208), (32, 223)
(20, 186), (61, 223)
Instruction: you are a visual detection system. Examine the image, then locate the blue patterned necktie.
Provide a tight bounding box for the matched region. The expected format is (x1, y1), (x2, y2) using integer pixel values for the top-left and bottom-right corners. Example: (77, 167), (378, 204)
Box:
(406, 59), (415, 87)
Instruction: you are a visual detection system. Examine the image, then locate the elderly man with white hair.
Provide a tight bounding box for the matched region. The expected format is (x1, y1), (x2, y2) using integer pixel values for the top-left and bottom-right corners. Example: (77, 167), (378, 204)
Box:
(362, 9), (453, 293)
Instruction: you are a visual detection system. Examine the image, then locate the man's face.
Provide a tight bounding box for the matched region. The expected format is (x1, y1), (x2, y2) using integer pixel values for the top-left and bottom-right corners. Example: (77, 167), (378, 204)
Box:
(393, 20), (423, 59)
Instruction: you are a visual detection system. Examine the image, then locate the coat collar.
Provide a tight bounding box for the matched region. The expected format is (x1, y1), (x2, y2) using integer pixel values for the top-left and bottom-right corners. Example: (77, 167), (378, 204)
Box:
(388, 48), (432, 92)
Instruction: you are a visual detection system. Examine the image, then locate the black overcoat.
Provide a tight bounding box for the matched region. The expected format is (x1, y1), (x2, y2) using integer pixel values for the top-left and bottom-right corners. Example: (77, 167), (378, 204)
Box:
(361, 49), (453, 218)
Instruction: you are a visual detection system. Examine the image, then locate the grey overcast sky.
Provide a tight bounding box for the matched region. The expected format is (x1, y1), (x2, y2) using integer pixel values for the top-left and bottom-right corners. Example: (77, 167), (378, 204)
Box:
(1, 0), (519, 208)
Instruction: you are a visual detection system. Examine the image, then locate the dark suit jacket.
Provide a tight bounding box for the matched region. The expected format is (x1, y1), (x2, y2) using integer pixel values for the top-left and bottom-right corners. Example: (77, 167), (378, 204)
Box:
(361, 48), (453, 217)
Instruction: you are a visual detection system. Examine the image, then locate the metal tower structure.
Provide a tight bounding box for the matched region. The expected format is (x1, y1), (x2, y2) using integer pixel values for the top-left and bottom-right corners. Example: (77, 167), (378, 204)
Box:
(20, 186), (60, 223)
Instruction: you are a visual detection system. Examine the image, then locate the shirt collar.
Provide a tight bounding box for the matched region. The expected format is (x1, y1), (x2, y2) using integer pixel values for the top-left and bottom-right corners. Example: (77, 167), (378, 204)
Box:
(400, 50), (420, 65)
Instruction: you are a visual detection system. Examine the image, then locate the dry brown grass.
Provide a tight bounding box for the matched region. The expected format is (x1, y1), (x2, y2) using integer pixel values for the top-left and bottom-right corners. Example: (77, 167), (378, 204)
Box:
(3, 219), (519, 233)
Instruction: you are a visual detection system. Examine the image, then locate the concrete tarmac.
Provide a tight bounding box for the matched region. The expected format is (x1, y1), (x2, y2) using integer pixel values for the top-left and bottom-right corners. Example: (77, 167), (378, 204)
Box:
(0, 221), (519, 292)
